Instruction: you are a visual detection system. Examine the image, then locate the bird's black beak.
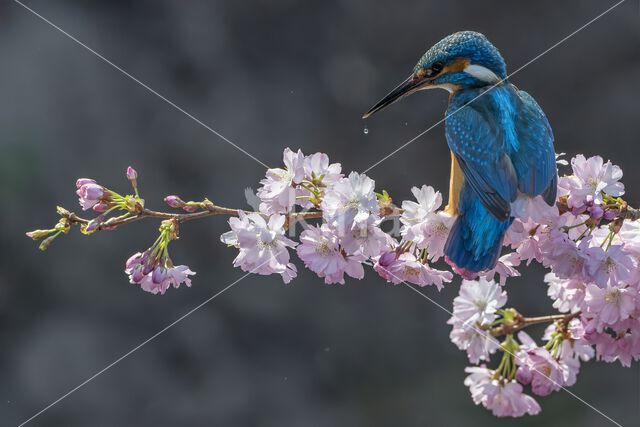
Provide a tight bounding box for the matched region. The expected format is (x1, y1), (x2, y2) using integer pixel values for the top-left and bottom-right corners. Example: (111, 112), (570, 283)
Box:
(362, 74), (428, 119)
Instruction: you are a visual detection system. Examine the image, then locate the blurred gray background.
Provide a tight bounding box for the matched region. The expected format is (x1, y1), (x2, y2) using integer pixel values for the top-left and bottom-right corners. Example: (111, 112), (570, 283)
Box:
(2, 0), (639, 426)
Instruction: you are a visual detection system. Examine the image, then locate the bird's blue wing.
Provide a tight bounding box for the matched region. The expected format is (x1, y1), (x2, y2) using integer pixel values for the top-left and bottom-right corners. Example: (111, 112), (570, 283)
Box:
(445, 92), (518, 220)
(512, 89), (558, 204)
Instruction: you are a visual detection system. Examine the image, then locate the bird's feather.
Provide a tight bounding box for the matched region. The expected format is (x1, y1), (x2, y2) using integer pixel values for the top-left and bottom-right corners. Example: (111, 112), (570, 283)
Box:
(512, 89), (558, 204)
(445, 86), (519, 220)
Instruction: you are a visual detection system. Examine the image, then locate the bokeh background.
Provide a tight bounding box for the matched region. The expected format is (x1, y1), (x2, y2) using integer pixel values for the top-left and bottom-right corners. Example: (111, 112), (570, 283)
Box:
(1, 0), (639, 426)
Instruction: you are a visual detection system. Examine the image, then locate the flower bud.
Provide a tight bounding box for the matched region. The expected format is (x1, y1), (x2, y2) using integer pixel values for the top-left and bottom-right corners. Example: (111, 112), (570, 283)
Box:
(142, 259), (156, 275)
(85, 215), (105, 233)
(515, 365), (533, 385)
(152, 267), (167, 284)
(164, 195), (185, 208)
(126, 166), (138, 181)
(76, 178), (96, 189)
(126, 252), (146, 269)
(603, 209), (617, 221)
(378, 251), (397, 267)
(26, 229), (55, 240)
(77, 183), (105, 210)
(182, 204), (199, 213)
(589, 205), (604, 220)
(38, 233), (59, 251)
(93, 202), (109, 213)
(131, 264), (145, 283)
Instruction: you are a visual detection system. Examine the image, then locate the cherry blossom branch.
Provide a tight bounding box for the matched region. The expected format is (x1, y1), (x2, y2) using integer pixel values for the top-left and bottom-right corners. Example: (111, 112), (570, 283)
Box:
(53, 199), (401, 234)
(57, 202), (241, 231)
(489, 310), (581, 337)
(25, 150), (640, 419)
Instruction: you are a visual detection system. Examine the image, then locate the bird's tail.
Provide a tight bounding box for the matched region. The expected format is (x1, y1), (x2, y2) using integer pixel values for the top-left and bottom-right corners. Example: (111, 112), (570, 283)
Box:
(444, 195), (512, 274)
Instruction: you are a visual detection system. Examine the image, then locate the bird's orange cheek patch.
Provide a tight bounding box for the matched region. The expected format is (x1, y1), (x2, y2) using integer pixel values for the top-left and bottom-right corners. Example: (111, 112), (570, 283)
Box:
(442, 58), (471, 75)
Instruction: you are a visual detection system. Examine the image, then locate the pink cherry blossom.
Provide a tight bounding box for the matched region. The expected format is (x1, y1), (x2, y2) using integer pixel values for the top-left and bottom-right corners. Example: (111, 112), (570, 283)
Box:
(321, 172), (378, 236)
(76, 179), (106, 210)
(399, 186), (455, 261)
(400, 185), (441, 242)
(221, 211), (298, 283)
(565, 319), (596, 362)
(296, 224), (365, 285)
(464, 366), (540, 417)
(540, 229), (588, 280)
(541, 321), (593, 386)
(295, 152), (344, 209)
(137, 265), (195, 295)
(584, 283), (635, 331)
(257, 148), (305, 214)
(302, 152), (342, 186)
(452, 278), (507, 327)
(374, 251), (452, 290)
(482, 252), (521, 286)
(125, 251), (195, 295)
(419, 211), (455, 261)
(515, 332), (565, 396)
(587, 320), (640, 367)
(618, 220), (640, 256)
(583, 244), (637, 288)
(511, 195), (559, 223)
(340, 220), (390, 258)
(505, 219), (544, 265)
(559, 154), (624, 209)
(545, 273), (585, 314)
(448, 318), (499, 363)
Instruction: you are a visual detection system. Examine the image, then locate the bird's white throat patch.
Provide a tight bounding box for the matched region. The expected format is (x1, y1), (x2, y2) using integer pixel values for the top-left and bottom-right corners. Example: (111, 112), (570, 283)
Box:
(464, 64), (501, 83)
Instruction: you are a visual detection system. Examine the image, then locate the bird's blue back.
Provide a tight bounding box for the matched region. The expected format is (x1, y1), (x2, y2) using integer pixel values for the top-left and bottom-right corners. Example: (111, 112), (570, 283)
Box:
(443, 83), (557, 271)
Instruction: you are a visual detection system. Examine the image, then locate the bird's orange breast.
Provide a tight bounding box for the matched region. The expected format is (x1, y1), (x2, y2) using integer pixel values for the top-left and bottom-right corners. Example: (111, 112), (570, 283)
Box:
(444, 151), (464, 215)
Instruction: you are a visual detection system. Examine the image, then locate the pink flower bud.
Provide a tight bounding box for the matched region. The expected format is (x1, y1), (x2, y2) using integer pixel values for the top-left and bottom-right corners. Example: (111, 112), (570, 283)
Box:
(131, 264), (145, 283)
(164, 195), (185, 208)
(26, 229), (54, 240)
(182, 204), (199, 213)
(142, 259), (156, 275)
(126, 166), (138, 181)
(589, 205), (604, 219)
(93, 202), (109, 213)
(516, 365), (533, 385)
(85, 216), (104, 233)
(152, 267), (167, 284)
(378, 251), (397, 267)
(77, 183), (105, 210)
(76, 178), (96, 189)
(125, 252), (146, 270)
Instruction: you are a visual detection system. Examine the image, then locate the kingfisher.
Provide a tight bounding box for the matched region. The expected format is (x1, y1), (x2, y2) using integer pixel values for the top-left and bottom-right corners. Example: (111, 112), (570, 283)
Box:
(363, 31), (557, 275)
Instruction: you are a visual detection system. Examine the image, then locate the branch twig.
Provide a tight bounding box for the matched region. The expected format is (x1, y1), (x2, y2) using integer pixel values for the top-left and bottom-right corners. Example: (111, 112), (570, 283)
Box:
(56, 203), (401, 233)
(490, 311), (580, 337)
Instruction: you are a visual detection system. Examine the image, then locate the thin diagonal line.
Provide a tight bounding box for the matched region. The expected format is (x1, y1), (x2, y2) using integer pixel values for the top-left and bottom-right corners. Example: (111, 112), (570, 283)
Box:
(402, 282), (623, 426)
(362, 0), (626, 174)
(17, 269), (253, 427)
(12, 0), (270, 170)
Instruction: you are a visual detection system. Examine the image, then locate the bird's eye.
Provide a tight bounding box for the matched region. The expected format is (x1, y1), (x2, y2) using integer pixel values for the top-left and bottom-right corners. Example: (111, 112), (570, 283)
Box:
(430, 62), (444, 75)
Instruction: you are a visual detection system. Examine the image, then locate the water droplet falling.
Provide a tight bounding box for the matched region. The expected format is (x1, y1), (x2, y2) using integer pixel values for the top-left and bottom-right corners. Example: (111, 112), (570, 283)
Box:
(363, 126), (369, 135)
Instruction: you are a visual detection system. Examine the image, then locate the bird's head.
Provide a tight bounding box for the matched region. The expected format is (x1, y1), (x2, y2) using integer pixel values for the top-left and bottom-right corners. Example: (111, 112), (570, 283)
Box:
(363, 31), (506, 118)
